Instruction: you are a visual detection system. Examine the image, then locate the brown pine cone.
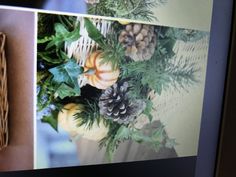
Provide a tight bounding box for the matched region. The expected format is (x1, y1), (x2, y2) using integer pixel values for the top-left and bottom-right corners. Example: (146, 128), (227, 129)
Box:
(118, 23), (157, 61)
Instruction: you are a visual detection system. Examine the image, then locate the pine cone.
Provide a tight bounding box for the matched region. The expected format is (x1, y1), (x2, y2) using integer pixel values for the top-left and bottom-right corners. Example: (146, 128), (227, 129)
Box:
(99, 82), (146, 124)
(118, 23), (157, 61)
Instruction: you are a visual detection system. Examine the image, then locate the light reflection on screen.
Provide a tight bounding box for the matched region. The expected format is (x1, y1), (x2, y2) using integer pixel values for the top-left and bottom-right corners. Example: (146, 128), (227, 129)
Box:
(43, 0), (87, 13)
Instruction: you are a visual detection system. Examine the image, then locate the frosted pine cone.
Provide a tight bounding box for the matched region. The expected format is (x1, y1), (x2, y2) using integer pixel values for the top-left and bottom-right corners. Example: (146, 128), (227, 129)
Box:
(99, 82), (146, 124)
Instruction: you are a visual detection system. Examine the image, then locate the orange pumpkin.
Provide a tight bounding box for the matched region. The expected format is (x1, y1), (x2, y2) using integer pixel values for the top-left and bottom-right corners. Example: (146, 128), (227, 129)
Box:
(84, 51), (120, 89)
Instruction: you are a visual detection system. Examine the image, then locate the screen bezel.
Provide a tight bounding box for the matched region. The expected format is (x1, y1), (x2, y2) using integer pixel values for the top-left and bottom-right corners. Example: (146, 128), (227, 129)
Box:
(195, 0), (234, 177)
(214, 2), (236, 177)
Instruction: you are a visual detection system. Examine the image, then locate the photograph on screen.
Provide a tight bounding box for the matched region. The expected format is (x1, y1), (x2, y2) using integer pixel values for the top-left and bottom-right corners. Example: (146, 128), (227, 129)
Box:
(36, 12), (210, 168)
(0, 0), (214, 172)
(40, 0), (213, 31)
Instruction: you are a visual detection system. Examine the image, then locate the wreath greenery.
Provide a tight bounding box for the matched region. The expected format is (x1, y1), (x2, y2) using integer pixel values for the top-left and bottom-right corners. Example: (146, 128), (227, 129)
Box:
(37, 13), (207, 161)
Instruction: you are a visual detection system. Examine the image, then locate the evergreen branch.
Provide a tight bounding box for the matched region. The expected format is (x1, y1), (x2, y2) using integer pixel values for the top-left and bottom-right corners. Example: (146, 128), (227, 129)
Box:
(88, 0), (165, 21)
(121, 50), (200, 96)
(99, 33), (126, 70)
(58, 15), (76, 31)
(38, 35), (55, 44)
(99, 123), (127, 162)
(88, 0), (114, 17)
(163, 61), (200, 90)
(99, 120), (174, 162)
(73, 99), (103, 130)
(84, 18), (125, 70)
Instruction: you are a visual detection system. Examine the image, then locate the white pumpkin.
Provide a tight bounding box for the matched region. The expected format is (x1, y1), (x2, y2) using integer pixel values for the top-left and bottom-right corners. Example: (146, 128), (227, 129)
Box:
(84, 51), (120, 90)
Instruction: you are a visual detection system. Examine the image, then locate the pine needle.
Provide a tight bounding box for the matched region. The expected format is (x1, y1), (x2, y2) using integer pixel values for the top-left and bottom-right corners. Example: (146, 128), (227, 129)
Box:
(88, 0), (165, 21)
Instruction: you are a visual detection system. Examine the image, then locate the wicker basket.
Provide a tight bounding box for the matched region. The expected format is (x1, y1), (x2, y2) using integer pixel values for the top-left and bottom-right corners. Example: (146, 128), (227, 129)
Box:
(0, 32), (9, 150)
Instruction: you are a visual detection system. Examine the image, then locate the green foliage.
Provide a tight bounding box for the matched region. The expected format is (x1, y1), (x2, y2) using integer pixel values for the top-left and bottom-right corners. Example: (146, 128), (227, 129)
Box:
(38, 50), (68, 65)
(37, 14), (84, 113)
(37, 14), (80, 73)
(37, 14), (204, 161)
(165, 138), (177, 149)
(41, 109), (59, 131)
(49, 59), (83, 98)
(142, 100), (153, 122)
(88, 0), (166, 21)
(84, 18), (125, 70)
(38, 13), (57, 37)
(38, 36), (54, 44)
(46, 23), (80, 50)
(141, 60), (199, 95)
(37, 71), (50, 84)
(84, 18), (105, 45)
(169, 28), (208, 42)
(55, 83), (80, 99)
(99, 121), (170, 162)
(57, 15), (77, 31)
(159, 27), (208, 43)
(99, 33), (125, 70)
(122, 50), (199, 96)
(38, 13), (79, 50)
(99, 123), (122, 161)
(74, 99), (103, 130)
(37, 76), (54, 111)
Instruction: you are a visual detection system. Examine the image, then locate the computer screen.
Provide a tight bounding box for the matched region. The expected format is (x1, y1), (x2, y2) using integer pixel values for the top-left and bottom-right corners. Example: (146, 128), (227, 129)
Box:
(0, 0), (233, 176)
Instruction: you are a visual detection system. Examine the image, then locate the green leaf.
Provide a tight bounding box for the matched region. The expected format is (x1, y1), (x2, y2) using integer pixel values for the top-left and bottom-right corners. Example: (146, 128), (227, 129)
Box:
(38, 51), (64, 64)
(55, 83), (80, 99)
(55, 23), (68, 36)
(151, 125), (165, 142)
(106, 139), (117, 162)
(38, 36), (54, 44)
(99, 124), (127, 162)
(41, 110), (58, 131)
(49, 59), (83, 95)
(114, 126), (132, 140)
(64, 25), (81, 43)
(46, 36), (64, 50)
(46, 23), (80, 50)
(142, 100), (153, 122)
(131, 131), (151, 143)
(129, 123), (166, 151)
(165, 138), (177, 149)
(37, 71), (49, 84)
(59, 50), (69, 60)
(84, 18), (105, 45)
(158, 38), (176, 57)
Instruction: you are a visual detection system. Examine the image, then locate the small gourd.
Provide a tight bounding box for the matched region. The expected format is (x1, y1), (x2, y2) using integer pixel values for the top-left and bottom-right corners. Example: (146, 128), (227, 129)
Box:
(58, 103), (108, 141)
(84, 51), (120, 90)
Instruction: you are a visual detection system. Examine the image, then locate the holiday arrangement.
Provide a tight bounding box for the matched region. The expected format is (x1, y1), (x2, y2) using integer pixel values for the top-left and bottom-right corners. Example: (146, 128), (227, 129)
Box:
(37, 13), (207, 161)
(85, 0), (167, 22)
